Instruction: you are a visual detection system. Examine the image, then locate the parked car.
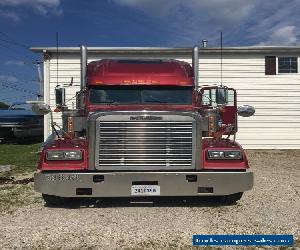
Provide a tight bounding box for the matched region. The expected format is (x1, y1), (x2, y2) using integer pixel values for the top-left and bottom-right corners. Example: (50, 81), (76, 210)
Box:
(0, 102), (43, 140)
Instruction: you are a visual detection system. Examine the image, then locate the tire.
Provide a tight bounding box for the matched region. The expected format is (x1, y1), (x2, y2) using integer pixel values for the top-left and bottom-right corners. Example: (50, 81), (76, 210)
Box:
(218, 192), (243, 205)
(42, 194), (67, 206)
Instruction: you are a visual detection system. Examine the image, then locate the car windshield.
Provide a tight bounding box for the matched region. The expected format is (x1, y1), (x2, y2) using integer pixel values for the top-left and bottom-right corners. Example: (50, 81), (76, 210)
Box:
(89, 86), (193, 105)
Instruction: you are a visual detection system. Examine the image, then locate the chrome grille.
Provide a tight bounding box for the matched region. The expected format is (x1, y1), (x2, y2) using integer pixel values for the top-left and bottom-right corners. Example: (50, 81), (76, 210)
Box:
(97, 121), (194, 169)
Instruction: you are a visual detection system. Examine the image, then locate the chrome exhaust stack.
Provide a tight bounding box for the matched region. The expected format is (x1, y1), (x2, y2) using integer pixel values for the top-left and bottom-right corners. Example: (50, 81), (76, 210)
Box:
(80, 45), (87, 91)
(192, 45), (199, 87)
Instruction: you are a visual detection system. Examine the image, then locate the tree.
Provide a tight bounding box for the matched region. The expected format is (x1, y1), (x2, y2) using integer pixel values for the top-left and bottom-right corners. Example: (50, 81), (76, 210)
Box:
(0, 101), (9, 110)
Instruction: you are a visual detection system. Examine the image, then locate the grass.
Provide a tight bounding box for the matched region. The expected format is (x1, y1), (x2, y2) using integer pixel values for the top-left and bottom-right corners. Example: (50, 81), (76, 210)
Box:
(0, 142), (42, 176)
(0, 183), (42, 213)
(0, 141), (43, 213)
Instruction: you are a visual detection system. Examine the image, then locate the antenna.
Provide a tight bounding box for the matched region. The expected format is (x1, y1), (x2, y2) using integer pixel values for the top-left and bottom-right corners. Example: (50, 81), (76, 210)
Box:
(220, 31), (223, 87)
(56, 32), (59, 88)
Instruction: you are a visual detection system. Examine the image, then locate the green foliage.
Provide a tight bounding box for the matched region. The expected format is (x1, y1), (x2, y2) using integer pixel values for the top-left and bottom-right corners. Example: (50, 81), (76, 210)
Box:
(0, 101), (9, 110)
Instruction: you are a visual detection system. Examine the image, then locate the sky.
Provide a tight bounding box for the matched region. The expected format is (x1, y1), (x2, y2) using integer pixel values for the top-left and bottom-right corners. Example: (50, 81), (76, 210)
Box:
(0, 0), (300, 104)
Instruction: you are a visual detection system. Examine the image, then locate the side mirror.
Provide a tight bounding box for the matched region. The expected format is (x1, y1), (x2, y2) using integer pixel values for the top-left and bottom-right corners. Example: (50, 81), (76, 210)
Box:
(32, 103), (51, 115)
(55, 88), (66, 106)
(238, 105), (255, 117)
(76, 91), (85, 109)
(216, 88), (228, 104)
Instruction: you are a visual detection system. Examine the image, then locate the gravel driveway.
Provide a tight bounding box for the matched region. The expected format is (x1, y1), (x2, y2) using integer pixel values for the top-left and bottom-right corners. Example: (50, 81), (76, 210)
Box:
(0, 150), (299, 249)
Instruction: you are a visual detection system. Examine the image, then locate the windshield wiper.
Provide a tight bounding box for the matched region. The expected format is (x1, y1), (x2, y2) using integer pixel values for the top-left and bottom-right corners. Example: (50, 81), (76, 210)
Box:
(95, 101), (119, 104)
(107, 101), (119, 104)
(144, 95), (165, 103)
(146, 100), (165, 103)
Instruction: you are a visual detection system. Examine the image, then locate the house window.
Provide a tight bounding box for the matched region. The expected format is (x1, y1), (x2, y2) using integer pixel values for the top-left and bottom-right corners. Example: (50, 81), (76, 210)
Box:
(278, 57), (298, 73)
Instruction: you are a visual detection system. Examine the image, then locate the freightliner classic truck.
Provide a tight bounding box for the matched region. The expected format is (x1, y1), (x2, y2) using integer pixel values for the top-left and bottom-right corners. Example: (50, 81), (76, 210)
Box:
(33, 46), (255, 205)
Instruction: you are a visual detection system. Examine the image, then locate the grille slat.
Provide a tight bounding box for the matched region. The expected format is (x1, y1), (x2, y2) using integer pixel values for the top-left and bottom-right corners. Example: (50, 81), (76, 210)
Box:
(98, 120), (194, 169)
(99, 153), (192, 156)
(99, 158), (192, 161)
(99, 148), (192, 151)
(100, 131), (192, 134)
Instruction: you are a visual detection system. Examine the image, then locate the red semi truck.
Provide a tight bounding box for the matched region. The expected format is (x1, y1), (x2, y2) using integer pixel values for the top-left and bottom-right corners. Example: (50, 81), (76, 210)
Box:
(33, 46), (255, 205)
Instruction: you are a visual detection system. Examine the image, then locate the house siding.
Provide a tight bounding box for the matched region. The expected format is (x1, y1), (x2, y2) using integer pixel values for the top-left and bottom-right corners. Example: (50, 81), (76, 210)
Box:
(45, 51), (300, 149)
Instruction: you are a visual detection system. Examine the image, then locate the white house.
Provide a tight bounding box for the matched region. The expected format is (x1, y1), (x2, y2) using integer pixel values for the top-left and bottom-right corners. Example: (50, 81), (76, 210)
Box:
(31, 46), (300, 149)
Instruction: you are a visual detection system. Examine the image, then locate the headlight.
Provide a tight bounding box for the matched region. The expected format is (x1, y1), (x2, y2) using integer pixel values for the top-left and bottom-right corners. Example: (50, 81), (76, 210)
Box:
(46, 150), (82, 161)
(224, 151), (242, 159)
(208, 150), (224, 159)
(64, 151), (82, 160)
(207, 150), (242, 160)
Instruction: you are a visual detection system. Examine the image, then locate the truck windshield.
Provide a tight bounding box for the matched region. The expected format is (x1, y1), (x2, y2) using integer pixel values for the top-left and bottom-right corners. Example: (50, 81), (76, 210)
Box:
(89, 86), (193, 105)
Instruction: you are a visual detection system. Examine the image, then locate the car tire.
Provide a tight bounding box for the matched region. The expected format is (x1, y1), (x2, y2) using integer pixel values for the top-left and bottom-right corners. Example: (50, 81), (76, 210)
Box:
(218, 192), (243, 205)
(42, 194), (67, 206)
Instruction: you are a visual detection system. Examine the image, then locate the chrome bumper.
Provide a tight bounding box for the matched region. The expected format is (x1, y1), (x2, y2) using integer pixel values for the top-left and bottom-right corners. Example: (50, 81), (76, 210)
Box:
(34, 171), (253, 197)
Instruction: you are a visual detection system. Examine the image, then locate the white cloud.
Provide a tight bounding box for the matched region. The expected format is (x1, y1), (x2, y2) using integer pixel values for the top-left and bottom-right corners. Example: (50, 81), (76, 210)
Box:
(0, 9), (20, 21)
(0, 75), (18, 83)
(112, 0), (256, 21)
(110, 0), (258, 45)
(0, 0), (62, 21)
(112, 0), (300, 46)
(246, 0), (300, 45)
(0, 0), (60, 9)
(0, 0), (59, 5)
(259, 26), (299, 45)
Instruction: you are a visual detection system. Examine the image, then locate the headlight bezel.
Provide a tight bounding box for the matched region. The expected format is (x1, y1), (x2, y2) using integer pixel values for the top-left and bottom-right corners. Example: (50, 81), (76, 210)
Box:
(207, 150), (242, 160)
(46, 150), (83, 161)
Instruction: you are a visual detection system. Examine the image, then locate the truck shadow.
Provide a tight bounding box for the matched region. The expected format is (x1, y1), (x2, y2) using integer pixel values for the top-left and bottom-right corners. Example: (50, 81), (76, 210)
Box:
(46, 197), (237, 209)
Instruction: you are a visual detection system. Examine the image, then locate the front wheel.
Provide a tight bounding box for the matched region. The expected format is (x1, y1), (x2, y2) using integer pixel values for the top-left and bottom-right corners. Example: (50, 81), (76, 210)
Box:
(42, 194), (68, 206)
(217, 192), (243, 205)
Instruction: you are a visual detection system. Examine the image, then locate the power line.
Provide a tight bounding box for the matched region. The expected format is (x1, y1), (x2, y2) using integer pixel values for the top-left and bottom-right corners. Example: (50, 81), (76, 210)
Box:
(0, 37), (28, 50)
(0, 43), (35, 68)
(0, 31), (29, 50)
(0, 68), (33, 80)
(0, 62), (36, 80)
(0, 82), (39, 96)
(0, 93), (35, 101)
(0, 74), (37, 83)
(0, 35), (33, 60)
(0, 31), (38, 71)
(0, 54), (34, 71)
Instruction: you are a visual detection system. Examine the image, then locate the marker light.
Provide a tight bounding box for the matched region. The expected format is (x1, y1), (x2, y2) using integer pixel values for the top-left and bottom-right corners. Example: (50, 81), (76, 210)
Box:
(208, 116), (216, 137)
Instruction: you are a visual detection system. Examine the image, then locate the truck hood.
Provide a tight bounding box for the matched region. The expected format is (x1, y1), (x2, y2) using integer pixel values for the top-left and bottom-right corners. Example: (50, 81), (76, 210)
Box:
(87, 104), (197, 113)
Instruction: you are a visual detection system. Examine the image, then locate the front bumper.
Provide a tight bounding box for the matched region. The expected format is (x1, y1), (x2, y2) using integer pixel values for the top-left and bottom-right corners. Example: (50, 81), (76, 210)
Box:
(34, 171), (253, 198)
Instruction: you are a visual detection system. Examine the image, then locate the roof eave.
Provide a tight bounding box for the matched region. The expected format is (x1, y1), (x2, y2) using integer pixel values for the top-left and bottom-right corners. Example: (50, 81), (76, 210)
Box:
(30, 46), (300, 54)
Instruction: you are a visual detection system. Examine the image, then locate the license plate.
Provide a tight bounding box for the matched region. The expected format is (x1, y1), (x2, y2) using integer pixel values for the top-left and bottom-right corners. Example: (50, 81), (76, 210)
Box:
(131, 185), (160, 196)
